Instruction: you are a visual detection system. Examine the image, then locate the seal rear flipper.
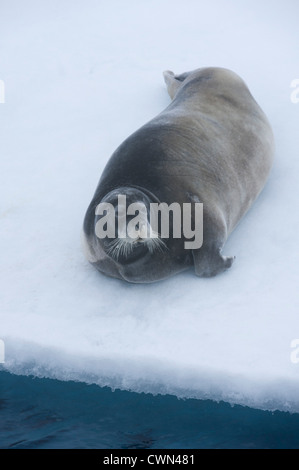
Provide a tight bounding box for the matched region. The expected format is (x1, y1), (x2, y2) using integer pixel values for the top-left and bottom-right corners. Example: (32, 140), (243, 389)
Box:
(163, 70), (192, 99)
(192, 248), (235, 277)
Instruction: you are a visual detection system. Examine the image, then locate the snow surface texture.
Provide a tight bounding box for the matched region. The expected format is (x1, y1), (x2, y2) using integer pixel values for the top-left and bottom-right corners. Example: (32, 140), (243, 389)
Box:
(1, 0), (299, 412)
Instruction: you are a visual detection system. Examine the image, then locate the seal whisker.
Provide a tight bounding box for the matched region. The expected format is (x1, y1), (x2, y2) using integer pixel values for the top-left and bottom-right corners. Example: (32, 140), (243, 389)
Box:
(106, 232), (167, 261)
(144, 234), (168, 254)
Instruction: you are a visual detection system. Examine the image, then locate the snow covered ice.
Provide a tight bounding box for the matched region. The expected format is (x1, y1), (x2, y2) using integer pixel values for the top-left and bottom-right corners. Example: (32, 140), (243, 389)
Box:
(1, 0), (299, 412)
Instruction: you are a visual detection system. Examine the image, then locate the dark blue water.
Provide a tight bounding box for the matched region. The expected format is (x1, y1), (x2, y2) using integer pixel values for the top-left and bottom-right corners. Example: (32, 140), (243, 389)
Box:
(1, 370), (299, 449)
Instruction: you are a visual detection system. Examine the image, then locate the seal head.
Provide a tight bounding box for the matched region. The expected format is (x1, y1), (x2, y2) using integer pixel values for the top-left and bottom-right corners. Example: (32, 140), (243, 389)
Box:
(82, 186), (193, 282)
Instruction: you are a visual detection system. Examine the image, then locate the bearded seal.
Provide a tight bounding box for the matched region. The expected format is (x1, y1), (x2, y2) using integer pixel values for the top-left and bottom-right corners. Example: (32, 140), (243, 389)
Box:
(82, 67), (274, 283)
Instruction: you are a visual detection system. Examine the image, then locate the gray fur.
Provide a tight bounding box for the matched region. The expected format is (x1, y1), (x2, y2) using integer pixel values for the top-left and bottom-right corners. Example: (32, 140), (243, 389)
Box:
(83, 67), (274, 283)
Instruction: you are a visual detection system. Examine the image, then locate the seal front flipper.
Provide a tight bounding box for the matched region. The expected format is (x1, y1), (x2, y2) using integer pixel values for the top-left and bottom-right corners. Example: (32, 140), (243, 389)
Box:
(192, 248), (235, 277)
(189, 199), (235, 277)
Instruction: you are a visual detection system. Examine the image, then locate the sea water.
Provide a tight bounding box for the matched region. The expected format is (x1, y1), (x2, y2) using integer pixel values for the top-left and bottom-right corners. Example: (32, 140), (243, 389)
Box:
(1, 370), (299, 449)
